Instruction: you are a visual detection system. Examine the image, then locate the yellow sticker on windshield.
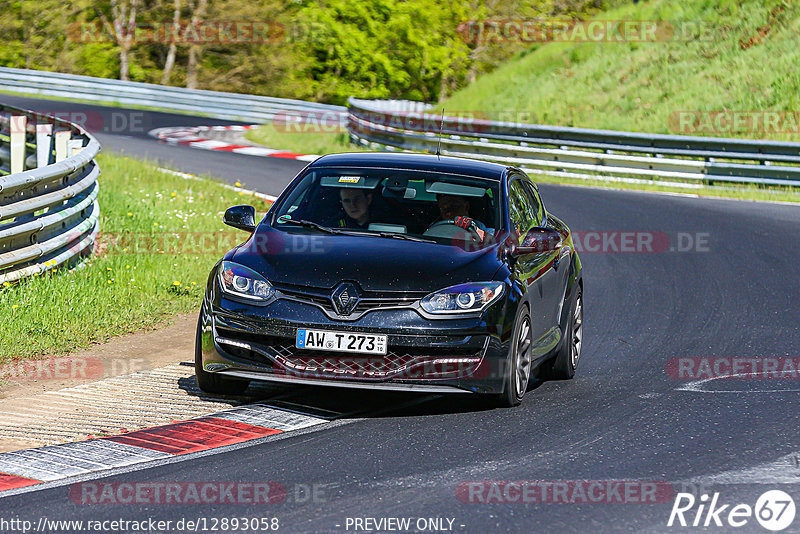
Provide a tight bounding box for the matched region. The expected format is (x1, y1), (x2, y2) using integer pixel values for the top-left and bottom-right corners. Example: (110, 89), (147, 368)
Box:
(338, 176), (361, 183)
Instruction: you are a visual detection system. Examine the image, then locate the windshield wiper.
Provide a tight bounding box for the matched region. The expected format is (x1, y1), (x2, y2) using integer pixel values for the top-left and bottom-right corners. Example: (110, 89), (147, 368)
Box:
(277, 220), (435, 243)
(277, 219), (340, 234)
(373, 232), (437, 244)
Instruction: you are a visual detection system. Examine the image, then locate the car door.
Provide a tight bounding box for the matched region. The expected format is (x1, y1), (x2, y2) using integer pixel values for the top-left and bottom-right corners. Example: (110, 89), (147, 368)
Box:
(522, 179), (570, 336)
(507, 175), (562, 357)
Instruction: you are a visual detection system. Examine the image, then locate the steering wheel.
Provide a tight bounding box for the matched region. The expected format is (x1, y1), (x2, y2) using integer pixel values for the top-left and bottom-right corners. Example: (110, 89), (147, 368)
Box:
(422, 219), (482, 242)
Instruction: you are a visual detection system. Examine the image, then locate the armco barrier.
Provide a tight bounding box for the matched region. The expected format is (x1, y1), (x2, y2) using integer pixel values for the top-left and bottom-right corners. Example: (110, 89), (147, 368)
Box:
(0, 67), (344, 123)
(347, 98), (800, 187)
(0, 103), (100, 283)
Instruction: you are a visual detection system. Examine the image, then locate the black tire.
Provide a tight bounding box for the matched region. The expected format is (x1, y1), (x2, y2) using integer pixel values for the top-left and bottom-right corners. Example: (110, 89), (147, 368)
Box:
(543, 288), (583, 380)
(496, 306), (533, 407)
(194, 312), (250, 395)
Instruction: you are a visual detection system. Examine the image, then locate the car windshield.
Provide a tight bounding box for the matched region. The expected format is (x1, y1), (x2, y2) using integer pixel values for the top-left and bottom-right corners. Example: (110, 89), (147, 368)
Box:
(271, 166), (502, 246)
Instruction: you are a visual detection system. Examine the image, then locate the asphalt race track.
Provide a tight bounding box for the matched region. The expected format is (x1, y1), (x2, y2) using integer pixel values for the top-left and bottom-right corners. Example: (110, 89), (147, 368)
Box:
(2, 96), (800, 533)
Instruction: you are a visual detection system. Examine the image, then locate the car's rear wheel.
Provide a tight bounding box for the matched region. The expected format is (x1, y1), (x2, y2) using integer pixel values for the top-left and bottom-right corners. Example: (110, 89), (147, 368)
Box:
(496, 306), (532, 407)
(543, 288), (583, 380)
(194, 313), (250, 395)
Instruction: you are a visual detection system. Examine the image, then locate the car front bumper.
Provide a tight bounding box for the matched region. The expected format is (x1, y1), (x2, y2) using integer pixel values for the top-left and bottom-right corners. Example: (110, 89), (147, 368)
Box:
(198, 286), (516, 395)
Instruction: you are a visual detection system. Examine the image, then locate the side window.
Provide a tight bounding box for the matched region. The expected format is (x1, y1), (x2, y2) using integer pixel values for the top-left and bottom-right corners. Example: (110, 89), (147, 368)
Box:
(522, 181), (543, 226)
(508, 179), (535, 237)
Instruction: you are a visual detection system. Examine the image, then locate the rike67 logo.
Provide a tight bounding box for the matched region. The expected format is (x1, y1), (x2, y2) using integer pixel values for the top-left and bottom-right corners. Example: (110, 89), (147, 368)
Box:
(668, 490), (796, 531)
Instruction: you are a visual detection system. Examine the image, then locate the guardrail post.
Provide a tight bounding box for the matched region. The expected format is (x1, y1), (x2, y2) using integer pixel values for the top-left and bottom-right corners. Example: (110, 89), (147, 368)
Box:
(54, 131), (70, 162)
(10, 115), (26, 173)
(36, 123), (53, 167)
(68, 138), (84, 157)
(0, 102), (102, 284)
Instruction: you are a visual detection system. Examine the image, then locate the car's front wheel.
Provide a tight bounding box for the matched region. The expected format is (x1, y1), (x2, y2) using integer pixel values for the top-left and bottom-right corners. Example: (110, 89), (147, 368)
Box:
(194, 313), (250, 395)
(496, 306), (533, 407)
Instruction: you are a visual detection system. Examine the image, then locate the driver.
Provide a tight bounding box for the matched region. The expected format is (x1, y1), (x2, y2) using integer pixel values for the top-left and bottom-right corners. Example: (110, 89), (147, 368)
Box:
(436, 194), (487, 241)
(331, 188), (373, 229)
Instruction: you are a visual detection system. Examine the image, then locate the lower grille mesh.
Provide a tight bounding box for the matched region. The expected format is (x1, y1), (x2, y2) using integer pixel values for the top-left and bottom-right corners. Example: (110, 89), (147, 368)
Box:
(216, 330), (484, 380)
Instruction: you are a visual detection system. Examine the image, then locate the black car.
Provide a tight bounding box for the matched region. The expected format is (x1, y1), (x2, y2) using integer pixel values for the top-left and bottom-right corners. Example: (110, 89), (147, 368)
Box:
(196, 153), (583, 406)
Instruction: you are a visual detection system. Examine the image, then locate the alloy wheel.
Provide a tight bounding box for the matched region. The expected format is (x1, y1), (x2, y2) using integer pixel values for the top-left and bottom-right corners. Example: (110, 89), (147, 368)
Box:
(571, 293), (583, 369)
(515, 315), (532, 396)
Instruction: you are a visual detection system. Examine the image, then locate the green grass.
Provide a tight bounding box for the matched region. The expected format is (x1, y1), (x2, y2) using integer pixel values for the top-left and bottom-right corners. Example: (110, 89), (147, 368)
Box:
(0, 153), (270, 363)
(442, 0), (800, 142)
(244, 122), (367, 155)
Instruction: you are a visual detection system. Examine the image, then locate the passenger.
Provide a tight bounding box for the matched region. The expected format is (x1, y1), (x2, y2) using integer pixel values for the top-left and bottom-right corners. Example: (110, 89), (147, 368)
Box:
(436, 194), (486, 241)
(333, 188), (373, 229)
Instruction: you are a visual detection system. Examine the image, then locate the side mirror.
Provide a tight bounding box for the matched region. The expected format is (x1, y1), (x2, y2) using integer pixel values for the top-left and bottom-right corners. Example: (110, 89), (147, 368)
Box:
(223, 205), (256, 232)
(512, 228), (562, 255)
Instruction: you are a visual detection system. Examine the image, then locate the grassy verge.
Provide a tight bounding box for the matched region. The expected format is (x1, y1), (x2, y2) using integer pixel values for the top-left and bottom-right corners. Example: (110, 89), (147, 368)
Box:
(441, 0), (800, 141)
(0, 153), (270, 363)
(244, 123), (366, 155)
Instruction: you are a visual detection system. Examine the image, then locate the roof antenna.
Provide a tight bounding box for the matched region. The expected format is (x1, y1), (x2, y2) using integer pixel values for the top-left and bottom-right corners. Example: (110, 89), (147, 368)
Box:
(436, 108), (444, 160)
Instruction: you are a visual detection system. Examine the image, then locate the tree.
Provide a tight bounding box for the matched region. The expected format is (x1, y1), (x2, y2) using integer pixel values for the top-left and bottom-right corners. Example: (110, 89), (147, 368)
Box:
(91, 0), (140, 80)
(160, 0), (181, 84)
(292, 0), (472, 103)
(185, 0), (207, 88)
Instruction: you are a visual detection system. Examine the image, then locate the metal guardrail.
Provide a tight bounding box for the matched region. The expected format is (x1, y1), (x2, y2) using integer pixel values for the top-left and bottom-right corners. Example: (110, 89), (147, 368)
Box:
(0, 67), (344, 123)
(0, 103), (100, 283)
(348, 98), (800, 187)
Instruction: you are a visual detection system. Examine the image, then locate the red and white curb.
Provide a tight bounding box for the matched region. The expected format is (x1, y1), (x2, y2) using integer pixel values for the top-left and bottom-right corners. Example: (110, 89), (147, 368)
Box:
(149, 125), (320, 162)
(0, 403), (328, 494)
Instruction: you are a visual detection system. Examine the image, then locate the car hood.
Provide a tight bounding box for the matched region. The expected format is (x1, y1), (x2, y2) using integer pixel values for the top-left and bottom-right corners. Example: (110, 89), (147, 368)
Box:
(230, 227), (503, 293)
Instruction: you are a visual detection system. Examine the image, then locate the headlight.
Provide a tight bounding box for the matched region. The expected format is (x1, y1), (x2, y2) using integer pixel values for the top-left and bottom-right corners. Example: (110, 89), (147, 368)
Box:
(420, 282), (504, 314)
(218, 261), (274, 301)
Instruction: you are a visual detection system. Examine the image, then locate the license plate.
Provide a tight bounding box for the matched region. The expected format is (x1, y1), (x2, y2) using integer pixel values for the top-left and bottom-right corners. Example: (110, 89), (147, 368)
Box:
(296, 329), (387, 355)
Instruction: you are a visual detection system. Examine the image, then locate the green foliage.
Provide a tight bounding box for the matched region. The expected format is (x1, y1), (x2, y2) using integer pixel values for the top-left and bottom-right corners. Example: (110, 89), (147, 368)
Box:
(0, 42), (26, 67)
(74, 43), (119, 78)
(290, 0), (472, 102)
(0, 0), (614, 103)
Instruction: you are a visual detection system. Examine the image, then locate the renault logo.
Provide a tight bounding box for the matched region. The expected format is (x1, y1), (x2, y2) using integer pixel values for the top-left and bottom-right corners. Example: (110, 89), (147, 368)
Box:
(331, 282), (360, 315)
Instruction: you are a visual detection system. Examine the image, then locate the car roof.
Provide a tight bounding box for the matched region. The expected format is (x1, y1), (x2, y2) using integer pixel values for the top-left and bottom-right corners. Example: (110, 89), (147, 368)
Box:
(307, 152), (510, 181)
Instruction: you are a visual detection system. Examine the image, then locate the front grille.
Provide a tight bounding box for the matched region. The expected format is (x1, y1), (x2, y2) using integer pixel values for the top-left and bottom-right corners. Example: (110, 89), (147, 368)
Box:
(270, 342), (483, 380)
(215, 327), (485, 380)
(272, 282), (424, 317)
